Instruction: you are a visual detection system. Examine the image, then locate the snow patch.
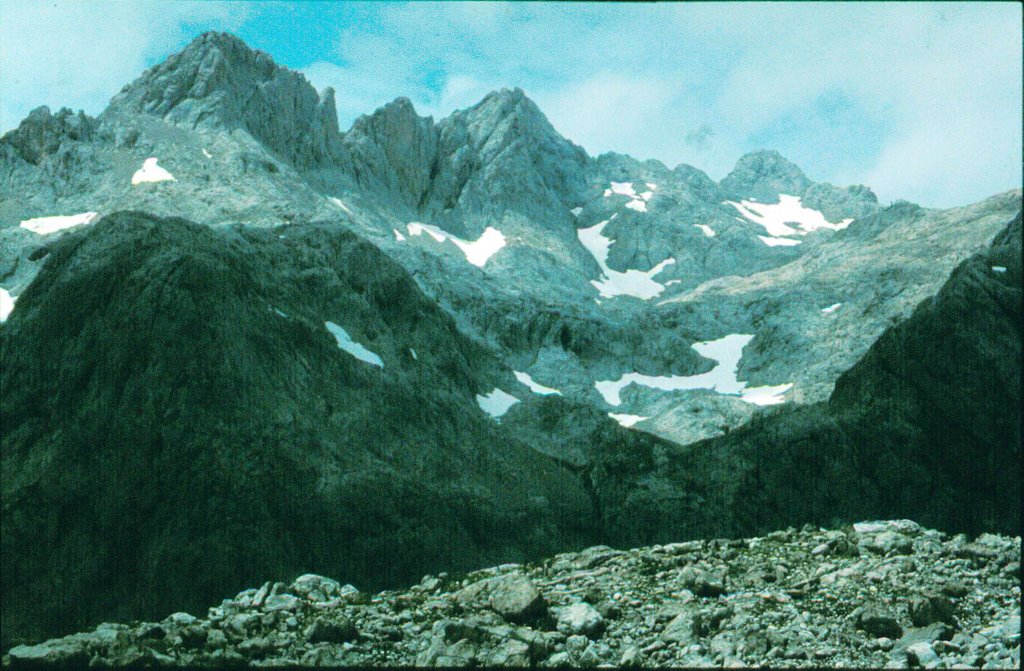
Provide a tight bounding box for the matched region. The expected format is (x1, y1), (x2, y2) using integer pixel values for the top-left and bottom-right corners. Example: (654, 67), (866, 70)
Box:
(324, 321), (384, 368)
(665, 280), (681, 286)
(571, 207), (583, 216)
(330, 197), (352, 214)
(202, 148), (212, 159)
(695, 224), (716, 238)
(821, 303), (842, 314)
(595, 333), (791, 407)
(758, 235), (802, 247)
(740, 383), (794, 406)
(406, 222), (506, 267)
(609, 413), (648, 428)
(0, 288), (16, 322)
(410, 349), (418, 360)
(476, 388), (519, 419)
(604, 182), (637, 198)
(20, 211), (98, 235)
(727, 195), (852, 237)
(131, 158), (175, 184)
(393, 228), (406, 241)
(577, 219), (675, 299)
(272, 308), (288, 318)
(514, 371), (561, 395)
(604, 181), (652, 213)
(992, 266), (1007, 273)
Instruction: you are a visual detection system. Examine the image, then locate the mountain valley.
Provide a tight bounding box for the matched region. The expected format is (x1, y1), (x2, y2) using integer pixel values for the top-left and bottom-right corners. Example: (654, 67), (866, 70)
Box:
(0, 31), (1019, 659)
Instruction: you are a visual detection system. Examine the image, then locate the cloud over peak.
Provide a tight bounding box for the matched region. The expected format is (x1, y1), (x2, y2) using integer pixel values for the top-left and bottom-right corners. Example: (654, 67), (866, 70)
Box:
(1, 1), (1019, 207)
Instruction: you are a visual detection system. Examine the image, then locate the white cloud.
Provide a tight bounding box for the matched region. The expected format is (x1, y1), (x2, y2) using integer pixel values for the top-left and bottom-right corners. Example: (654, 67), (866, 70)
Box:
(302, 2), (1020, 205)
(531, 74), (678, 158)
(2, 2), (1019, 208)
(431, 75), (496, 119)
(0, 1), (246, 132)
(699, 3), (1023, 204)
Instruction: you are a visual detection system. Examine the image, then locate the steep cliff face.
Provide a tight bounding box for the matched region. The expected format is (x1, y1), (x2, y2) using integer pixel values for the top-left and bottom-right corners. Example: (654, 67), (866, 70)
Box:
(106, 32), (341, 168)
(338, 98), (439, 209)
(418, 88), (591, 237)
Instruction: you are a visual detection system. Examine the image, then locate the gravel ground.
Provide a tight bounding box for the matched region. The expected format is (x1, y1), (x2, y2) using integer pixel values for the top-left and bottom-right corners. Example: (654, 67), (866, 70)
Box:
(4, 520), (1019, 668)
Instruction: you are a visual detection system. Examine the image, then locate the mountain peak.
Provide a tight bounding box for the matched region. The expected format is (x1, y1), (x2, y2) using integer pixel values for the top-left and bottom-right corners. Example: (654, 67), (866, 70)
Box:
(352, 96), (425, 128)
(342, 96), (438, 206)
(187, 30), (251, 54)
(105, 31), (339, 168)
(471, 87), (542, 122)
(453, 86), (562, 155)
(480, 86), (528, 104)
(719, 150), (812, 201)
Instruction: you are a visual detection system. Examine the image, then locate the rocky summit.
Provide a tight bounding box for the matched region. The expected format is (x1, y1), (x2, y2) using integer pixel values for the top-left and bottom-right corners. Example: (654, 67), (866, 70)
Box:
(0, 29), (1021, 664)
(4, 521), (1020, 669)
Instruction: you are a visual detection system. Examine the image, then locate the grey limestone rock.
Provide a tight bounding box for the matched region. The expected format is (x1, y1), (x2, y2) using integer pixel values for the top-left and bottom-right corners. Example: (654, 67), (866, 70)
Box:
(488, 577), (548, 625)
(106, 32), (340, 169)
(718, 149), (813, 202)
(556, 603), (604, 639)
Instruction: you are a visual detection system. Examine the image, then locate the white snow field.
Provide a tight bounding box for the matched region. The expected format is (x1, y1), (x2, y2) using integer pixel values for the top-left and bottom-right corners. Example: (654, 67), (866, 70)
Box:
(406, 222), (506, 267)
(695, 224), (716, 237)
(609, 413), (648, 427)
(758, 235), (802, 247)
(20, 211), (98, 235)
(324, 321), (384, 368)
(476, 388), (520, 419)
(727, 195), (852, 246)
(514, 371), (561, 395)
(740, 383), (795, 406)
(821, 303), (842, 314)
(577, 216), (675, 299)
(0, 288), (16, 322)
(131, 158), (175, 184)
(595, 333), (792, 407)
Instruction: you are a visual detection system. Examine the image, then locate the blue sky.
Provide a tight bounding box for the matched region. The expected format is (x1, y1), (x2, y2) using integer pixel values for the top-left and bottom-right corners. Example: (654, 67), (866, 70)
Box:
(0, 1), (1020, 208)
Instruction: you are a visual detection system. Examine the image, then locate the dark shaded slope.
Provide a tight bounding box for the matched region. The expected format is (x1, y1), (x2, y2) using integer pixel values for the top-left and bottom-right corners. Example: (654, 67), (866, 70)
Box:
(825, 210), (1021, 532)
(0, 213), (599, 646)
(587, 212), (1021, 545)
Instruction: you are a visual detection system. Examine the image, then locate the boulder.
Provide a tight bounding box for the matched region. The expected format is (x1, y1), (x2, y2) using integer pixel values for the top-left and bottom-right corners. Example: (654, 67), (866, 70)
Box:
(661, 612), (698, 645)
(909, 593), (956, 627)
(488, 577), (547, 625)
(304, 617), (358, 643)
(859, 606), (903, 639)
(557, 602), (604, 638)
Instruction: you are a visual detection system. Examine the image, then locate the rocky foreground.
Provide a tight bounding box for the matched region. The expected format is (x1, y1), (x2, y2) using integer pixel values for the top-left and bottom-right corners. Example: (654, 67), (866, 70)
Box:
(4, 521), (1020, 669)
